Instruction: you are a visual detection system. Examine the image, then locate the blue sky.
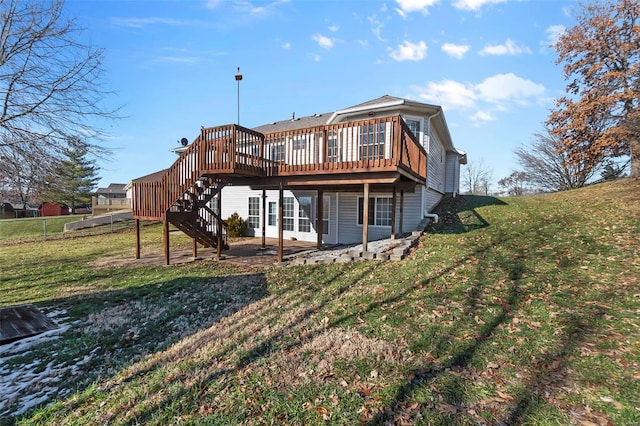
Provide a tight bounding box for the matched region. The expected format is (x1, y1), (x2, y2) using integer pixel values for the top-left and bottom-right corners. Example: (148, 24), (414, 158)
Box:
(66, 0), (578, 190)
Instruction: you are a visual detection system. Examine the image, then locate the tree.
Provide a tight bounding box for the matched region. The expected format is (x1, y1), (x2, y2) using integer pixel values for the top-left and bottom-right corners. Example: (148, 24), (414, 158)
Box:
(0, 139), (49, 209)
(41, 141), (100, 212)
(462, 159), (493, 195)
(498, 172), (529, 196)
(547, 0), (640, 178)
(0, 0), (116, 168)
(514, 127), (599, 191)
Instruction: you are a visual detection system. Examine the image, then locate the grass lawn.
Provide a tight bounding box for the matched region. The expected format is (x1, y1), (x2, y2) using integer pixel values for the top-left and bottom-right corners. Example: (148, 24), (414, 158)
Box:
(1, 179), (638, 425)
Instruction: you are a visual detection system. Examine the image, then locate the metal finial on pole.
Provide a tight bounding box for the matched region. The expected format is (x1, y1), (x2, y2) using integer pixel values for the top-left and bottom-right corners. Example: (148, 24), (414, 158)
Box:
(235, 67), (243, 125)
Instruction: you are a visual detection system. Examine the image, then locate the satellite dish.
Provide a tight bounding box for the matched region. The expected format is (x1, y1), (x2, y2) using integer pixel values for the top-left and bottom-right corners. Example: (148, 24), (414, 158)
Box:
(180, 137), (188, 146)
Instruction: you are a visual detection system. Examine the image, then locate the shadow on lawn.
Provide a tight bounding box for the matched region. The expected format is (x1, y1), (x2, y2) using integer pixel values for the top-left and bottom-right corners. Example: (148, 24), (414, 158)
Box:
(430, 195), (507, 235)
(0, 272), (269, 423)
(366, 219), (613, 424)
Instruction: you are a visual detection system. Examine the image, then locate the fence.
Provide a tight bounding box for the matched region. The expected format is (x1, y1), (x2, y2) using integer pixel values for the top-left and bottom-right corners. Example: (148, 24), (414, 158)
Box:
(0, 215), (139, 242)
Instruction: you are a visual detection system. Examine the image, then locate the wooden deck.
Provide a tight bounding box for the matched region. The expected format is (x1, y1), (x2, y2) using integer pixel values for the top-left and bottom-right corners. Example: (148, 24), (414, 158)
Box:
(132, 115), (427, 220)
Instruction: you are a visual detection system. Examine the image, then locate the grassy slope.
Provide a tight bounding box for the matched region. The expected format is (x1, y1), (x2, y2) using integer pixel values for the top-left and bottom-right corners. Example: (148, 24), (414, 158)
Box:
(2, 179), (639, 425)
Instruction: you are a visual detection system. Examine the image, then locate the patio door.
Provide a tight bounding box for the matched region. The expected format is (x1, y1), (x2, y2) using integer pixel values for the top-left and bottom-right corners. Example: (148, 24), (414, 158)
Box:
(266, 201), (278, 236)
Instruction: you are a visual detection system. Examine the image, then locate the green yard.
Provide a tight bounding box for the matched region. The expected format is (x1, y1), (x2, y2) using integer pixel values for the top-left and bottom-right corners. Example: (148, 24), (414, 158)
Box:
(1, 179), (638, 425)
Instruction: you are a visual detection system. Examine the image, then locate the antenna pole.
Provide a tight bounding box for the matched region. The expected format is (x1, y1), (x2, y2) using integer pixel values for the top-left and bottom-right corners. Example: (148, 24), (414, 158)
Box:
(235, 67), (243, 125)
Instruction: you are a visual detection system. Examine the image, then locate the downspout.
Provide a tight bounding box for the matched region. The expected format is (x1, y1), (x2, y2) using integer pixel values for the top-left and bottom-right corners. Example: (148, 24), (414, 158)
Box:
(424, 212), (439, 223)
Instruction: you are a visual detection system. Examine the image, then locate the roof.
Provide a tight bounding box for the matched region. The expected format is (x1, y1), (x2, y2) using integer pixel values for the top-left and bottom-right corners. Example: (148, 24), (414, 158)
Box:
(131, 169), (167, 183)
(96, 183), (127, 193)
(253, 112), (332, 134)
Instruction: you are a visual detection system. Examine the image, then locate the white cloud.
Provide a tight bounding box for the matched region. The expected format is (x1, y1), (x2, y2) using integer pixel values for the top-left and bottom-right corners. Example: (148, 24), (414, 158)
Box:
(328, 24), (340, 32)
(412, 73), (546, 124)
(368, 15), (386, 42)
(544, 25), (566, 48)
(479, 38), (531, 56)
(205, 0), (222, 8)
(395, 0), (440, 16)
(470, 110), (494, 124)
(155, 56), (200, 64)
(281, 42), (291, 50)
(441, 42), (470, 59)
(475, 73), (545, 104)
(389, 40), (427, 62)
(109, 17), (187, 28)
(413, 80), (477, 110)
(453, 0), (506, 11)
(235, 0), (291, 16)
(312, 33), (335, 49)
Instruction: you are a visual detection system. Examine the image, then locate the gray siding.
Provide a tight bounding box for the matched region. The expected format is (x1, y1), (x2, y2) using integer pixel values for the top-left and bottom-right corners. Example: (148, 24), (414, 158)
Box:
(427, 129), (445, 193)
(445, 152), (461, 195)
(423, 186), (444, 213)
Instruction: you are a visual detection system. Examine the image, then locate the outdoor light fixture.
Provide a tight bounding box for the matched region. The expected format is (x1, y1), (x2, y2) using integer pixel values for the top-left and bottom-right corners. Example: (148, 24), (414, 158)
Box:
(235, 67), (243, 125)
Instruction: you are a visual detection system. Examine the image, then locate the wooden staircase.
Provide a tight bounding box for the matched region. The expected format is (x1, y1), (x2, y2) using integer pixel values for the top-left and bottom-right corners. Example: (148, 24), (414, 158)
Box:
(166, 177), (229, 250)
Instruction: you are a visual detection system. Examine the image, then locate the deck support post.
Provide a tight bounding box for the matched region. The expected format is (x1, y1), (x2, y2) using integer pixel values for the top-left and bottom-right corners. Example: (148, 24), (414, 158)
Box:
(261, 189), (266, 249)
(316, 190), (323, 249)
(163, 219), (170, 266)
(135, 219), (141, 259)
(192, 213), (198, 258)
(362, 183), (370, 254)
(399, 189), (404, 235)
(391, 187), (397, 240)
(217, 190), (223, 258)
(278, 183), (284, 263)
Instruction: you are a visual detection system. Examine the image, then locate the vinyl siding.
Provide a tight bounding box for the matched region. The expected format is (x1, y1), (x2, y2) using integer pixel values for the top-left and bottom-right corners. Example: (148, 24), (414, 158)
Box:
(336, 190), (422, 245)
(445, 152), (461, 195)
(423, 186), (444, 213)
(427, 128), (446, 194)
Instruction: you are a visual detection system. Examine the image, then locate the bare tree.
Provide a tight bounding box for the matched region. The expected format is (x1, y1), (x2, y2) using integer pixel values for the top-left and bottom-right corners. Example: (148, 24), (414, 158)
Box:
(515, 128), (600, 192)
(498, 172), (529, 196)
(0, 0), (117, 165)
(0, 138), (49, 209)
(462, 159), (493, 195)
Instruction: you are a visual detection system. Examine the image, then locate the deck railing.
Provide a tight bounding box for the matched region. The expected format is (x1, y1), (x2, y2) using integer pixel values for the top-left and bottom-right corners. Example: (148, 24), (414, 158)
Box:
(132, 116), (427, 219)
(262, 115), (427, 180)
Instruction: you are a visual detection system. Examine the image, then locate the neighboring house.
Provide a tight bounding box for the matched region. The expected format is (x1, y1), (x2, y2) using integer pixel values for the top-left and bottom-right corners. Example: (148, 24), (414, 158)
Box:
(132, 95), (466, 264)
(92, 183), (131, 215)
(38, 202), (69, 217)
(1, 202), (16, 219)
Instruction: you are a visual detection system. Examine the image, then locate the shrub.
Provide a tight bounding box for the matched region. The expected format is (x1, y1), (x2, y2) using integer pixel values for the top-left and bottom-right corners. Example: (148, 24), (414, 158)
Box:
(225, 212), (247, 237)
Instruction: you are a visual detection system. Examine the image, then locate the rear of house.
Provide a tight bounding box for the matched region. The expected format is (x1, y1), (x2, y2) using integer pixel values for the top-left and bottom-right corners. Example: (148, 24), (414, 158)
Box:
(131, 95), (466, 263)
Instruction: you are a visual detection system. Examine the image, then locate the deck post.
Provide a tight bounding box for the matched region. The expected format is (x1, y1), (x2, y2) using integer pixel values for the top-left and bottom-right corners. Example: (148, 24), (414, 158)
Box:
(362, 183), (369, 254)
(192, 213), (198, 258)
(163, 219), (170, 266)
(135, 219), (141, 259)
(217, 190), (223, 258)
(399, 189), (404, 235)
(391, 187), (397, 240)
(278, 183), (284, 263)
(261, 189), (266, 249)
(316, 190), (323, 249)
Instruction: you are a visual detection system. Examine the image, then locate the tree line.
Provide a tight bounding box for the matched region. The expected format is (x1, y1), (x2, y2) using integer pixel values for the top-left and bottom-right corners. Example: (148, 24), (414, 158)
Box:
(466, 0), (638, 196)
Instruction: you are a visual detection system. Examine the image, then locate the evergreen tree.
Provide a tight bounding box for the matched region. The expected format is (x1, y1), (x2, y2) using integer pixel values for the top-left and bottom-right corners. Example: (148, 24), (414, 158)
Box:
(42, 140), (100, 212)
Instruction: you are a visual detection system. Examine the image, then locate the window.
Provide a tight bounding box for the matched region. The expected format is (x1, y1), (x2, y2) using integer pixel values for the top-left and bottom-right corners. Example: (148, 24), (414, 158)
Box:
(405, 118), (421, 140)
(283, 197), (294, 231)
(268, 201), (276, 226)
(327, 130), (338, 162)
(270, 144), (285, 162)
(298, 196), (312, 232)
(292, 136), (306, 150)
(247, 197), (260, 228)
(209, 195), (219, 215)
(359, 123), (385, 160)
(357, 196), (392, 226)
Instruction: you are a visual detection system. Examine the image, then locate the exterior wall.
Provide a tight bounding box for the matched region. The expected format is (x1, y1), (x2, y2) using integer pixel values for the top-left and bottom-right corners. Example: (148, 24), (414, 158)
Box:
(219, 186), (422, 245)
(445, 152), (461, 195)
(38, 203), (69, 217)
(423, 186), (444, 213)
(427, 127), (446, 194)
